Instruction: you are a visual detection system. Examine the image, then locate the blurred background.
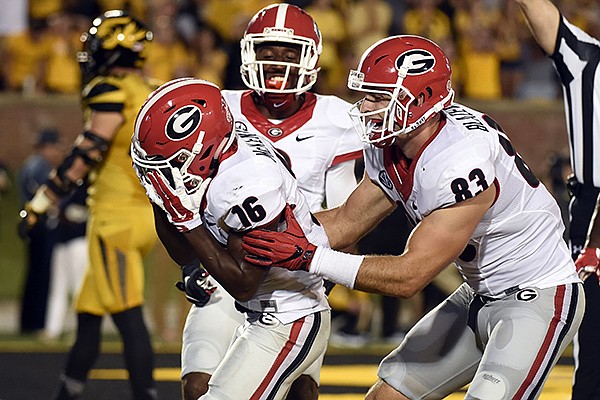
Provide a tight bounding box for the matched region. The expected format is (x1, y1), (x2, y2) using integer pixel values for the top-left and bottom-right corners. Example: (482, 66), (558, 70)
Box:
(0, 0), (593, 346)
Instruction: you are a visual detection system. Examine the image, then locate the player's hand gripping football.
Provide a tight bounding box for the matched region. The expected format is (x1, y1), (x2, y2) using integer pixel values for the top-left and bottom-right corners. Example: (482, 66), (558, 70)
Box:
(143, 168), (210, 233)
(242, 204), (317, 272)
(175, 262), (217, 307)
(575, 247), (600, 282)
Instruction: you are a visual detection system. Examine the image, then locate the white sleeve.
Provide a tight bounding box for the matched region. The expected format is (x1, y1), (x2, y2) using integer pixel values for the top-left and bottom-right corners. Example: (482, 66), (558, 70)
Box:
(209, 157), (287, 232)
(418, 137), (496, 216)
(223, 185), (286, 231)
(324, 160), (358, 209)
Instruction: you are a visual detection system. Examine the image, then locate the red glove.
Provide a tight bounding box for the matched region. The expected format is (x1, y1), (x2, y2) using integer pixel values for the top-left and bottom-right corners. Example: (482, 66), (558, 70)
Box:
(575, 247), (600, 281)
(242, 204), (316, 272)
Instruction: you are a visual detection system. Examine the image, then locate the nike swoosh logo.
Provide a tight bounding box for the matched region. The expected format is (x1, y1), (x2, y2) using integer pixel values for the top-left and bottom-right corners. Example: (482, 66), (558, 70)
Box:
(296, 135), (315, 142)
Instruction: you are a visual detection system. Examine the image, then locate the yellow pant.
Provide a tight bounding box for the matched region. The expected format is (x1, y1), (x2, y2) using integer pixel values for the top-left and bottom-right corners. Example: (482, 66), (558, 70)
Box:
(75, 206), (158, 315)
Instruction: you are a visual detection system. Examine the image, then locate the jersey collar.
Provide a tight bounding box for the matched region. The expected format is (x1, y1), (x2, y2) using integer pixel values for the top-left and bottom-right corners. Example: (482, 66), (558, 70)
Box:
(240, 91), (317, 142)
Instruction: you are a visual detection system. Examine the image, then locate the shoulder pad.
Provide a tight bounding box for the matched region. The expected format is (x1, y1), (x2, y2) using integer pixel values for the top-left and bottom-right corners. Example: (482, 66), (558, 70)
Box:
(82, 77), (125, 112)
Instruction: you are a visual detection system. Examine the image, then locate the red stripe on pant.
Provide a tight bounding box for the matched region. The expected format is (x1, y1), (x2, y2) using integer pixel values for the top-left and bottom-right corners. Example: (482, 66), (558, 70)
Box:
(250, 316), (305, 399)
(514, 285), (566, 398)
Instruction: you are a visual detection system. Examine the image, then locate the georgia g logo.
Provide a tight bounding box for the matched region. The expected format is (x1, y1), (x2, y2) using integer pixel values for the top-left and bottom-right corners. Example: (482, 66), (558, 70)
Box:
(166, 105), (202, 140)
(516, 288), (539, 302)
(396, 49), (436, 75)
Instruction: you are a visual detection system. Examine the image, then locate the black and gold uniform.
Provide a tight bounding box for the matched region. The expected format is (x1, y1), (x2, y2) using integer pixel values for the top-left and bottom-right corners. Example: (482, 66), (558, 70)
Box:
(76, 73), (159, 315)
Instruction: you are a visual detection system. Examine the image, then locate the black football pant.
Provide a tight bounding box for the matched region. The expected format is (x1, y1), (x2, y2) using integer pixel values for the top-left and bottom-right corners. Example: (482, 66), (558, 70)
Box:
(20, 222), (54, 332)
(569, 183), (600, 400)
(54, 307), (156, 400)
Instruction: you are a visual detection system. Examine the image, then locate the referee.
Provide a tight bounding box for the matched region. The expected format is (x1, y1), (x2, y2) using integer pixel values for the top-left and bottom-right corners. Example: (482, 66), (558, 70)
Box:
(515, 0), (600, 398)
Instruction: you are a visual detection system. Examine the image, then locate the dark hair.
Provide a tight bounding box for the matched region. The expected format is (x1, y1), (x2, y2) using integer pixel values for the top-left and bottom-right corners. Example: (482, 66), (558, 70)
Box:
(35, 129), (60, 147)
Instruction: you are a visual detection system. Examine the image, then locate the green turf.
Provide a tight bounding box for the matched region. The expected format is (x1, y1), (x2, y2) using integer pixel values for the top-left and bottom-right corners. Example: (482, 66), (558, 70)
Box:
(0, 172), (26, 300)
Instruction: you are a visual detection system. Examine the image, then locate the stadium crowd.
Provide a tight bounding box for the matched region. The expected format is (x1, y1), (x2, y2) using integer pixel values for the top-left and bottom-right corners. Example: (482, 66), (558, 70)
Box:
(1, 0), (599, 100)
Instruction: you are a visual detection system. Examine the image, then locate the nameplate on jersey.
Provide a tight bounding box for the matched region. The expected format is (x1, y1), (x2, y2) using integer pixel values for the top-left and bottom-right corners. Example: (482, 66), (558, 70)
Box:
(235, 127), (277, 162)
(445, 105), (489, 132)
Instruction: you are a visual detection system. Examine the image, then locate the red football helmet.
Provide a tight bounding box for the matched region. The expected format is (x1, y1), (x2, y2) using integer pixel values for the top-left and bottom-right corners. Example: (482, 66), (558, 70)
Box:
(347, 35), (454, 146)
(131, 78), (235, 194)
(240, 3), (322, 94)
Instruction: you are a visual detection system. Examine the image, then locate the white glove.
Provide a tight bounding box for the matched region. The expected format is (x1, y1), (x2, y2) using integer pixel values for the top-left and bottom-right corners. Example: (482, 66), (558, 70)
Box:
(144, 168), (211, 232)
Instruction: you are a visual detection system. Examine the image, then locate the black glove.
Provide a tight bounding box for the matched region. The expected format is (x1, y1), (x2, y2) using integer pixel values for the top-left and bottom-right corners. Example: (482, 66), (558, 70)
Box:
(175, 261), (217, 308)
(17, 207), (47, 240)
(19, 185), (54, 239)
(566, 174), (581, 198)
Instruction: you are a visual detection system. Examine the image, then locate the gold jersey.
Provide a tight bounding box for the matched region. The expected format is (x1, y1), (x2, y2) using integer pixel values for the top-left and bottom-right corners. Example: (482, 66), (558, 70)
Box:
(81, 73), (160, 213)
(76, 72), (161, 314)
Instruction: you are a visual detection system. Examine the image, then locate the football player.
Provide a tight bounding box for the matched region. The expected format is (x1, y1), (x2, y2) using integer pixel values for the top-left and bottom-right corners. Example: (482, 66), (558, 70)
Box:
(131, 78), (331, 400)
(241, 35), (585, 399)
(175, 4), (363, 400)
(21, 11), (160, 400)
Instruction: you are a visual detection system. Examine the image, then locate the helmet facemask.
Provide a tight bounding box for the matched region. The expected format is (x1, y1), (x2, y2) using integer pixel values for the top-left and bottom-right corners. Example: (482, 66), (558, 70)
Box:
(240, 32), (320, 95)
(131, 131), (235, 196)
(348, 68), (415, 147)
(348, 65), (454, 147)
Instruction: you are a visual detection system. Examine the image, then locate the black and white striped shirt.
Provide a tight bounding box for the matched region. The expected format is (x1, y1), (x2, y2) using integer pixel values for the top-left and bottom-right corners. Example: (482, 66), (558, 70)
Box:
(551, 16), (600, 187)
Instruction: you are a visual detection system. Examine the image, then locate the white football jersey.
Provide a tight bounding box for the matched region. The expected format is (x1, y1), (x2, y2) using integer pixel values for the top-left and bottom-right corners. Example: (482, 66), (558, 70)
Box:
(203, 130), (330, 324)
(364, 103), (580, 297)
(222, 90), (363, 211)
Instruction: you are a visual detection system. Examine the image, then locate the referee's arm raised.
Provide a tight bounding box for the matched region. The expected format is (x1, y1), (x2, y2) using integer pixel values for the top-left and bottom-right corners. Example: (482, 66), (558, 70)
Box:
(514, 0), (561, 55)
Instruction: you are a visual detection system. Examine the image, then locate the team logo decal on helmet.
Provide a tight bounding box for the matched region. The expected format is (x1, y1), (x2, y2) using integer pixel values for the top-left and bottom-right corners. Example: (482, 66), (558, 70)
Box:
(395, 50), (436, 75)
(166, 106), (203, 141)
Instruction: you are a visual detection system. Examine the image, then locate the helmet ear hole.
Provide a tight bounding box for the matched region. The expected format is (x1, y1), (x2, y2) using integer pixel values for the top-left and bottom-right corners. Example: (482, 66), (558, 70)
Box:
(416, 93), (426, 107)
(199, 145), (214, 160)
